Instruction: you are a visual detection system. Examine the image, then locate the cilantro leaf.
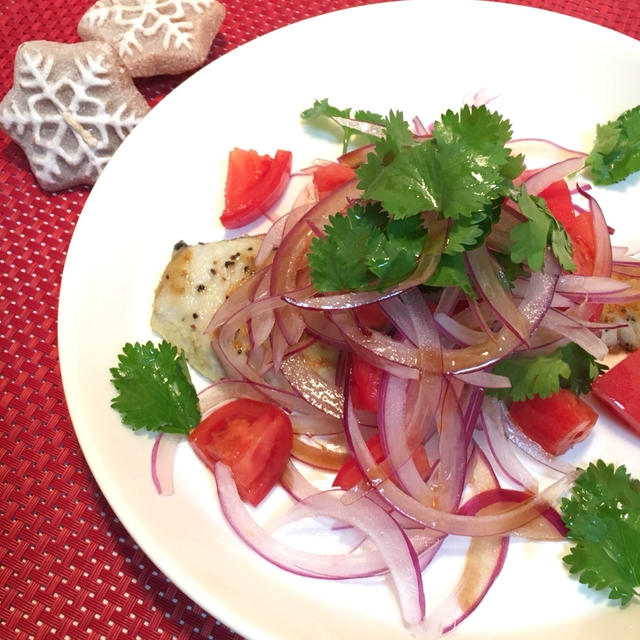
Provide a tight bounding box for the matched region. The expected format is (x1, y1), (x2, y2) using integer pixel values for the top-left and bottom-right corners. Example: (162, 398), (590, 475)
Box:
(444, 198), (502, 255)
(368, 214), (429, 289)
(489, 352), (571, 402)
(559, 342), (608, 395)
(308, 202), (427, 292)
(561, 460), (640, 605)
(585, 105), (640, 185)
(358, 105), (519, 221)
(110, 340), (201, 434)
(488, 342), (603, 402)
(510, 185), (576, 272)
(423, 253), (474, 296)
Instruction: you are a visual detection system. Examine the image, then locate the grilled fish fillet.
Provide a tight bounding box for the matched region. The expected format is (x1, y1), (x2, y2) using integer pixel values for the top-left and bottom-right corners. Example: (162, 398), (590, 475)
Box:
(151, 237), (262, 381)
(601, 269), (640, 352)
(151, 237), (338, 384)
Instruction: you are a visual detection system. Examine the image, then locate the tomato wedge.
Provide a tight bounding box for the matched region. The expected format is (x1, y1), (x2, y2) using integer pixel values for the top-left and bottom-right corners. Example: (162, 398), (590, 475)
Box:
(220, 148), (292, 229)
(311, 161), (355, 198)
(539, 179), (575, 231)
(566, 211), (596, 276)
(332, 433), (430, 490)
(591, 350), (640, 438)
(507, 388), (597, 456)
(354, 303), (390, 332)
(349, 353), (384, 413)
(539, 179), (596, 276)
(188, 398), (293, 506)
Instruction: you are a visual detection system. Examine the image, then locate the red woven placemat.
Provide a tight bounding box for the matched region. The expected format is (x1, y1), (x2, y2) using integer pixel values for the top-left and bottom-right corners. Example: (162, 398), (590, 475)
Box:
(1, 1), (639, 639)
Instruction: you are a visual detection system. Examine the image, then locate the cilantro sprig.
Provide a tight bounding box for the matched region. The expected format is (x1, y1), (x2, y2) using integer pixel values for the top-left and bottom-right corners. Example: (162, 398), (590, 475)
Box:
(488, 342), (607, 402)
(510, 186), (575, 272)
(302, 100), (576, 293)
(561, 460), (640, 605)
(300, 98), (386, 153)
(356, 104), (522, 221)
(585, 104), (640, 185)
(110, 340), (201, 434)
(308, 201), (427, 292)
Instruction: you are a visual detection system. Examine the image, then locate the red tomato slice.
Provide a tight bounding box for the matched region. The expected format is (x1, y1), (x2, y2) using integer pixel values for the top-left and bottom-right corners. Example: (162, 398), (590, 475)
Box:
(188, 398), (293, 506)
(539, 179), (576, 231)
(349, 353), (384, 413)
(312, 162), (355, 198)
(354, 303), (390, 331)
(591, 350), (640, 438)
(539, 179), (596, 277)
(507, 388), (597, 456)
(220, 148), (292, 229)
(332, 433), (430, 490)
(567, 211), (596, 276)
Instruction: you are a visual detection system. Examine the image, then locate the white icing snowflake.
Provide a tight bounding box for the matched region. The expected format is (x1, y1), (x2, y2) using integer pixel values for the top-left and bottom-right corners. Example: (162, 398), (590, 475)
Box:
(78, 0), (225, 77)
(0, 40), (150, 191)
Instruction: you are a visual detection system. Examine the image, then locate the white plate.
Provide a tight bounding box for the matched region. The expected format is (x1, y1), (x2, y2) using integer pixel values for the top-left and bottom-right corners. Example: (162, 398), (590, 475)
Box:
(58, 1), (640, 638)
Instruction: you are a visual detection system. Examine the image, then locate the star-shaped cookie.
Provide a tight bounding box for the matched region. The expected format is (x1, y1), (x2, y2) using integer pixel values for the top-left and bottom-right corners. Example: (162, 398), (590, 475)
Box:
(0, 40), (150, 191)
(77, 0), (226, 78)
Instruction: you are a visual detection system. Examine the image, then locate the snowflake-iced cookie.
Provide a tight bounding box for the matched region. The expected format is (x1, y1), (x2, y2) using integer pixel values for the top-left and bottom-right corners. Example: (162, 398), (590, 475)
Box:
(0, 40), (151, 191)
(77, 0), (226, 78)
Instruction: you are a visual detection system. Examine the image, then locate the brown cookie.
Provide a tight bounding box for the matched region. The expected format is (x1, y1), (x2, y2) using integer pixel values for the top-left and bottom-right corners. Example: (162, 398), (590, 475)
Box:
(0, 40), (151, 191)
(77, 0), (226, 78)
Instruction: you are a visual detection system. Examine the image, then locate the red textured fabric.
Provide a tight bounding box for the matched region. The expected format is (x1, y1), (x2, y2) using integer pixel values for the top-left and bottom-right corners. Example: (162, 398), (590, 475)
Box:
(1, 1), (639, 639)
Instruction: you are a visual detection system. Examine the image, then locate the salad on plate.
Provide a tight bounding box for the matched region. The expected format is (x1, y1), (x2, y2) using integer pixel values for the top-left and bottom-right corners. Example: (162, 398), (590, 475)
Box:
(109, 95), (640, 636)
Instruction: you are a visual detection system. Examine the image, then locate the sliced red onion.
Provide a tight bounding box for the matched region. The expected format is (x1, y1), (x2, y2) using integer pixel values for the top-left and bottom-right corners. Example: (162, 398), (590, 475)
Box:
(280, 460), (322, 501)
(280, 490), (426, 626)
(432, 532), (508, 636)
(612, 268), (640, 279)
(344, 375), (577, 535)
(291, 436), (348, 471)
(465, 246), (529, 346)
(270, 179), (362, 298)
(435, 312), (488, 347)
(332, 116), (386, 138)
(556, 274), (630, 295)
(576, 184), (612, 278)
(377, 372), (441, 503)
(523, 155), (586, 196)
(411, 115), (430, 137)
(481, 396), (538, 492)
(198, 378), (329, 419)
(430, 380), (468, 512)
(439, 251), (559, 374)
(540, 308), (608, 360)
(376, 465), (577, 536)
(464, 88), (498, 107)
(434, 285), (461, 316)
(285, 288), (401, 311)
(337, 143), (374, 168)
(611, 246), (640, 266)
(453, 370), (512, 389)
(503, 411), (577, 475)
(150, 432), (182, 496)
(280, 354), (344, 420)
(215, 462), (395, 578)
(289, 413), (343, 436)
(299, 309), (348, 349)
(330, 310), (421, 379)
(506, 138), (587, 166)
(215, 462), (426, 626)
